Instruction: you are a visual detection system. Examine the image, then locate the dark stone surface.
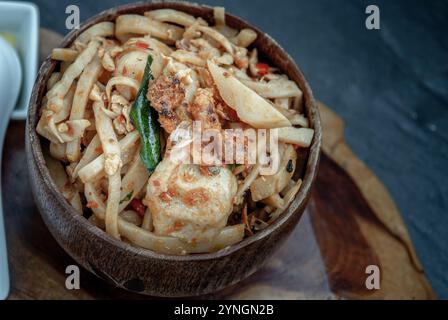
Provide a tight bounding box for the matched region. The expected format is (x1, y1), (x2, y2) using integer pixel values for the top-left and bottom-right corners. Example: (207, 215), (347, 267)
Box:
(28, 0), (448, 298)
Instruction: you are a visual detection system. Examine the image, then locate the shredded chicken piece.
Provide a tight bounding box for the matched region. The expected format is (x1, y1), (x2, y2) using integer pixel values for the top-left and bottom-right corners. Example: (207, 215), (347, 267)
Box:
(195, 67), (214, 88)
(194, 68), (236, 122)
(109, 91), (128, 114)
(211, 85), (238, 122)
(188, 88), (221, 130)
(109, 91), (134, 135)
(113, 115), (127, 135)
(175, 38), (198, 52)
(98, 39), (123, 72)
(147, 74), (189, 133)
(190, 38), (221, 61)
(234, 46), (249, 69)
(102, 52), (115, 72)
(122, 105), (134, 132)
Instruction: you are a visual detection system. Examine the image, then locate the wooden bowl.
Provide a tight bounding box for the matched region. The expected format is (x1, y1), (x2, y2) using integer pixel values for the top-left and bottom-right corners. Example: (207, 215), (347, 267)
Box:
(25, 2), (322, 297)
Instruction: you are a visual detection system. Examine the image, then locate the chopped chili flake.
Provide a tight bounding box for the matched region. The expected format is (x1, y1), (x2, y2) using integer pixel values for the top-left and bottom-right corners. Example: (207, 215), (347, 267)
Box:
(174, 221), (183, 229)
(159, 192), (172, 203)
(136, 42), (149, 49)
(167, 187), (177, 197)
(152, 179), (161, 187)
(127, 185), (136, 194)
(117, 115), (126, 123)
(136, 70), (144, 82)
(94, 146), (103, 153)
(130, 198), (146, 217)
(86, 201), (99, 209)
(255, 62), (270, 76)
(167, 221), (184, 233)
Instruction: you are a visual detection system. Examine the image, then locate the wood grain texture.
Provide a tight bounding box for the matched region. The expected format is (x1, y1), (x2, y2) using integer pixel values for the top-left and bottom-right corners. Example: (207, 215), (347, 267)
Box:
(316, 102), (434, 299)
(319, 103), (423, 272)
(309, 154), (433, 299)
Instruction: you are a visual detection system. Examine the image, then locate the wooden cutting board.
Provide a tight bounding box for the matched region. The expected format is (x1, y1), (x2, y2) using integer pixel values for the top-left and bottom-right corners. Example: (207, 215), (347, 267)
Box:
(1, 29), (435, 300)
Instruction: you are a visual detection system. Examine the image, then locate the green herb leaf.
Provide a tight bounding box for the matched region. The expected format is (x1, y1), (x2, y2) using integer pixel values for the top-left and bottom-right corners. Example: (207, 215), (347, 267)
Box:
(130, 55), (161, 173)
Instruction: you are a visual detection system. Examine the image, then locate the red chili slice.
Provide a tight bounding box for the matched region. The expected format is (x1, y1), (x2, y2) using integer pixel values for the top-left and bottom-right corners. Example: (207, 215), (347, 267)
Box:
(136, 42), (149, 49)
(255, 62), (269, 76)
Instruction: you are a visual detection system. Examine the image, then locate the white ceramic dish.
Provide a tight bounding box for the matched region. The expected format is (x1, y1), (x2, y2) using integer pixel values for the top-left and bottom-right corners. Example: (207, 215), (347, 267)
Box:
(0, 35), (22, 300)
(0, 1), (39, 120)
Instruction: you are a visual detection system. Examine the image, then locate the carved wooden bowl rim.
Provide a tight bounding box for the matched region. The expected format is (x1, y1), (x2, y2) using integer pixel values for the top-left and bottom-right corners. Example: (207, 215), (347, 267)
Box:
(26, 1), (322, 262)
